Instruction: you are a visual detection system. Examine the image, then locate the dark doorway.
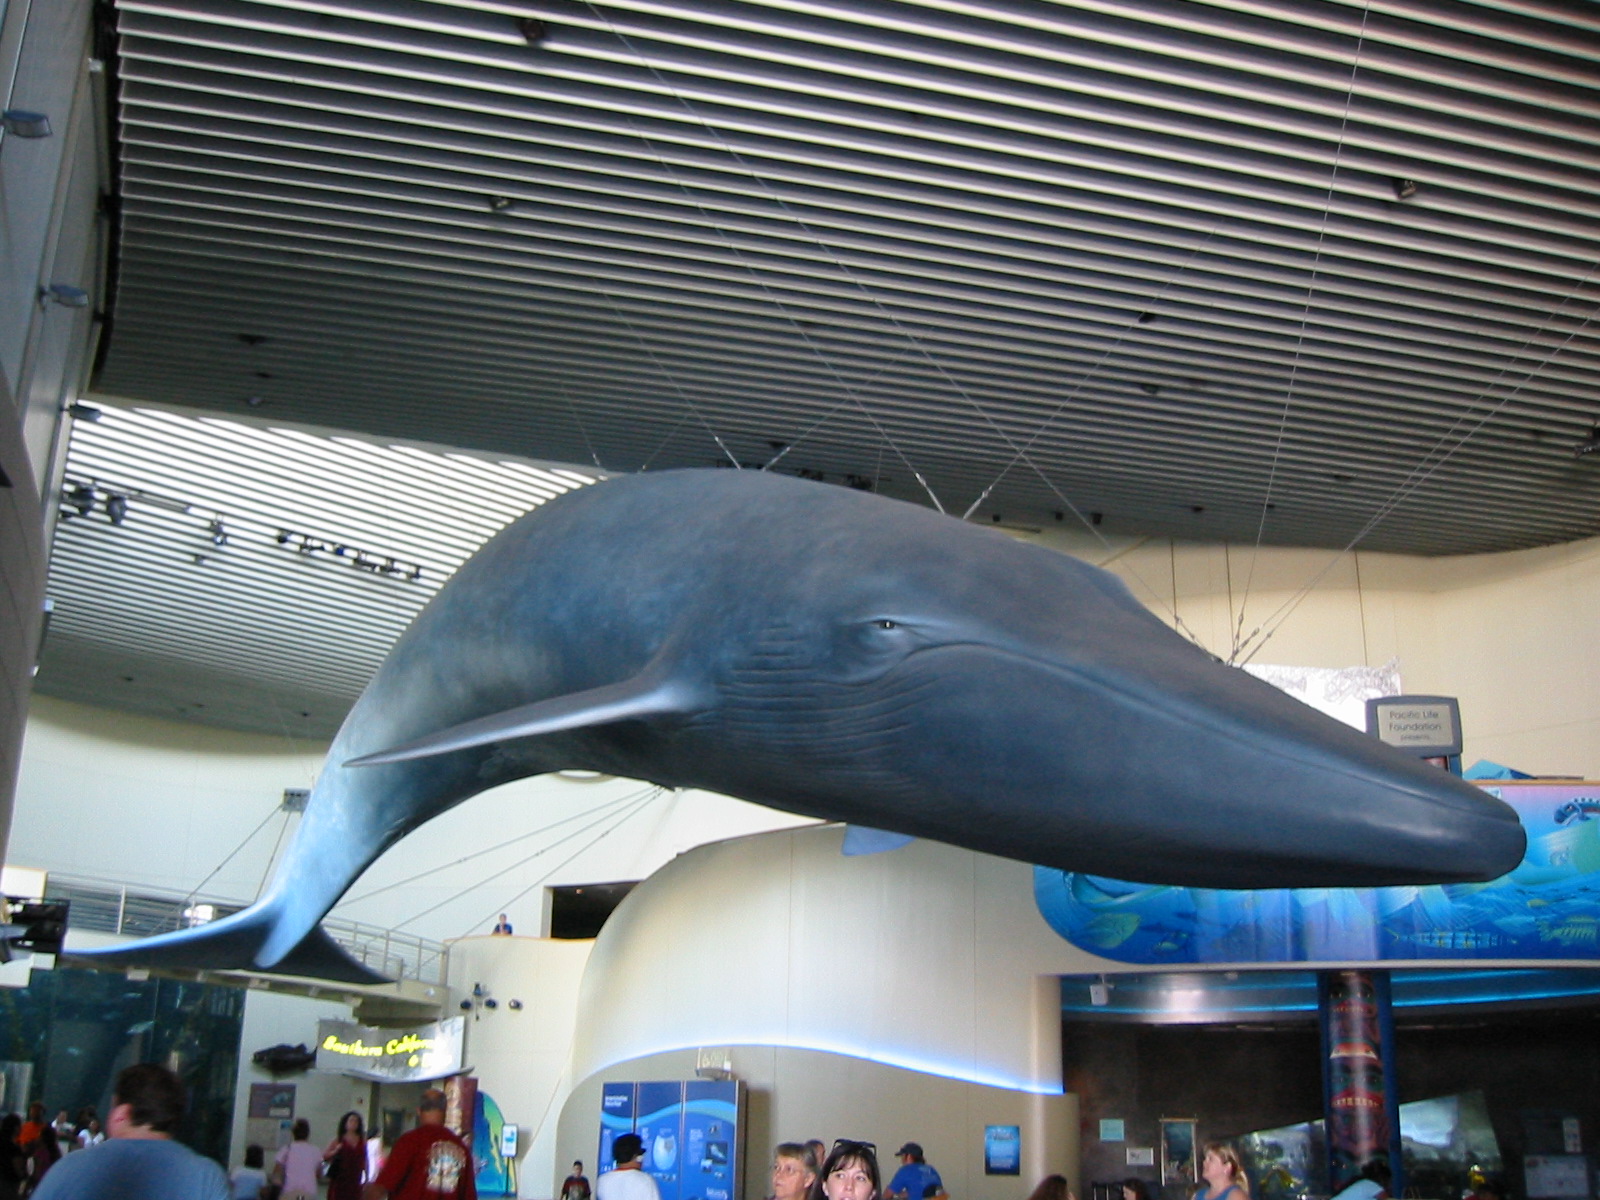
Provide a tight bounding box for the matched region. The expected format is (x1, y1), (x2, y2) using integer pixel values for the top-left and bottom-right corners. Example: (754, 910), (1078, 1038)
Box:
(548, 882), (637, 939)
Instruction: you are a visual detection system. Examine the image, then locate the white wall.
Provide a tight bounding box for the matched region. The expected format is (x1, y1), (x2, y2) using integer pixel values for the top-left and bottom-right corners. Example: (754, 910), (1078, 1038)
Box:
(230, 990), (367, 1171)
(9, 695), (816, 945)
(0, 0), (105, 871)
(573, 826), (1089, 1096)
(446, 936), (594, 1199)
(1022, 528), (1600, 777)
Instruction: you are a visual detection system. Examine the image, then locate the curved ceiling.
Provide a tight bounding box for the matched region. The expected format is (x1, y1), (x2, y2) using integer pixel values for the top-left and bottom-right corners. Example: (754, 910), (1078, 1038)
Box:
(91, 0), (1600, 560)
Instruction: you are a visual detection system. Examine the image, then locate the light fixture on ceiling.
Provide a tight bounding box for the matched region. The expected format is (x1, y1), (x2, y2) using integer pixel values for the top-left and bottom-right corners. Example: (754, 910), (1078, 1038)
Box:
(39, 283), (89, 308)
(208, 518), (228, 546)
(65, 483), (95, 518)
(1573, 427), (1600, 458)
(517, 17), (548, 45)
(1392, 178), (1419, 200)
(488, 195), (514, 212)
(105, 494), (128, 525)
(275, 527), (424, 581)
(66, 402), (102, 421)
(2, 109), (51, 138)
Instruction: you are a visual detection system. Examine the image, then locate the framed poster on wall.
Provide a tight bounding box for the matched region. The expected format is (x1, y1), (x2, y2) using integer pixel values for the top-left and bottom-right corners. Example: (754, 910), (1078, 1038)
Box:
(1161, 1119), (1197, 1187)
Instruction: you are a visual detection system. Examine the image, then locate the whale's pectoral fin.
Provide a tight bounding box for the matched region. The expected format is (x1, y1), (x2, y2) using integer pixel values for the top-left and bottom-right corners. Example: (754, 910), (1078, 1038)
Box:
(346, 662), (705, 768)
(841, 826), (916, 855)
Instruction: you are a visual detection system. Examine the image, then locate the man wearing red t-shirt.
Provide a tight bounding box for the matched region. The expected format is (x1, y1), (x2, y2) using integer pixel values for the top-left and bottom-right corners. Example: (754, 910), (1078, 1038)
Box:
(362, 1090), (476, 1200)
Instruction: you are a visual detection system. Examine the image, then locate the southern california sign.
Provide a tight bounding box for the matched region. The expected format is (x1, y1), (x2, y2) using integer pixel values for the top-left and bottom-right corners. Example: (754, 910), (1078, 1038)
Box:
(315, 1016), (465, 1082)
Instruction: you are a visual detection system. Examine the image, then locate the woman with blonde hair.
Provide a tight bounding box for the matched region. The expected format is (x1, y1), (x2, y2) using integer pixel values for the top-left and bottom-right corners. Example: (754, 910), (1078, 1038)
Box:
(1196, 1143), (1248, 1200)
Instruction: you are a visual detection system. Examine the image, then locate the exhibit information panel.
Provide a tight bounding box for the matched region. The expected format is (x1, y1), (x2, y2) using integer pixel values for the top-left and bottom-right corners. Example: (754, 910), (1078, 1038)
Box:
(598, 1080), (743, 1200)
(1036, 782), (1600, 965)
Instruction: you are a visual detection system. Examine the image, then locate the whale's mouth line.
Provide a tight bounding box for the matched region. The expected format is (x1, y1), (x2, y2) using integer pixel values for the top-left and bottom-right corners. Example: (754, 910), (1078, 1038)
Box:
(889, 642), (1514, 825)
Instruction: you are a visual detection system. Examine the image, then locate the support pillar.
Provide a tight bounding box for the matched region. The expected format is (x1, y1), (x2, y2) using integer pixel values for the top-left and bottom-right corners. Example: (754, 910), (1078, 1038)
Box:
(1319, 969), (1403, 1197)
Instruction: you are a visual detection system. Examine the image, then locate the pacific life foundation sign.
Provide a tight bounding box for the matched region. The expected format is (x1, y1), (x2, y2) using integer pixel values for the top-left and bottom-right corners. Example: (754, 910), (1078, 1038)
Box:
(315, 1016), (465, 1082)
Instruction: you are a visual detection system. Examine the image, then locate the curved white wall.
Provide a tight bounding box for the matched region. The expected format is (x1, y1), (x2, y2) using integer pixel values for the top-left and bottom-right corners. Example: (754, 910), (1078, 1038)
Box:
(572, 824), (1101, 1094)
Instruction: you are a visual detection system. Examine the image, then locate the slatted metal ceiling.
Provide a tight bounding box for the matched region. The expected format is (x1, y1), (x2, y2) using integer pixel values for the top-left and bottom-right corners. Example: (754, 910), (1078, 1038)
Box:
(90, 0), (1600, 560)
(35, 0), (1600, 734)
(41, 403), (595, 735)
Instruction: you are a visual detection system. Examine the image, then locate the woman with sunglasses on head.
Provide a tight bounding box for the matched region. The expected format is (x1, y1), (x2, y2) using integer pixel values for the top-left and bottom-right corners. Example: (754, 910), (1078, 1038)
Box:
(809, 1141), (882, 1200)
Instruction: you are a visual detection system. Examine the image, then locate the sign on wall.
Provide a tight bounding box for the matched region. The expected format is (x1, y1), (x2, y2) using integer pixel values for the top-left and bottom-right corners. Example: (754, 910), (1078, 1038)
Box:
(315, 1017), (465, 1082)
(1035, 783), (1600, 965)
(597, 1080), (743, 1200)
(983, 1125), (1020, 1175)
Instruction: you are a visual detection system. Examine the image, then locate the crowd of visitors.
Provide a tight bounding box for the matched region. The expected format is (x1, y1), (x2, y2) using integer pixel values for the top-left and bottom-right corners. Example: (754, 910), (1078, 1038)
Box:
(0, 1097), (111, 1196)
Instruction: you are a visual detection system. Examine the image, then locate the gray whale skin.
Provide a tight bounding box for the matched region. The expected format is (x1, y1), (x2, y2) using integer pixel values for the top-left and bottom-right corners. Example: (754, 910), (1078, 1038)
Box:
(76, 469), (1526, 983)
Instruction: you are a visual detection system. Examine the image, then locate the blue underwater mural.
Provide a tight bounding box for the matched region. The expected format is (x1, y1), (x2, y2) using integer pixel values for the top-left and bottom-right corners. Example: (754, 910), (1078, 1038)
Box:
(1035, 783), (1600, 964)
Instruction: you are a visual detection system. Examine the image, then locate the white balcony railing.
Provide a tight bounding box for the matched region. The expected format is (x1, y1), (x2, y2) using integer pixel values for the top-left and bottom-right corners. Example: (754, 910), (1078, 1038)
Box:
(44, 874), (447, 985)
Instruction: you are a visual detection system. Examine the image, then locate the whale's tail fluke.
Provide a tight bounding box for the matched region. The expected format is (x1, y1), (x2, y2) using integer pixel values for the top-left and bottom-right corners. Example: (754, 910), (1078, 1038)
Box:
(65, 902), (388, 985)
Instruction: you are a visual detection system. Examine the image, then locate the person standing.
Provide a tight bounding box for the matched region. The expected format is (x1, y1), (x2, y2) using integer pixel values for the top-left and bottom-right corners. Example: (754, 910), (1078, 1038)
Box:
(24, 1126), (61, 1194)
(1196, 1143), (1249, 1200)
(597, 1134), (660, 1200)
(275, 1119), (322, 1200)
(885, 1145), (944, 1200)
(28, 1063), (227, 1200)
(325, 1113), (369, 1200)
(769, 1143), (818, 1200)
(361, 1089), (475, 1200)
(563, 1160), (593, 1200)
(230, 1145), (269, 1200)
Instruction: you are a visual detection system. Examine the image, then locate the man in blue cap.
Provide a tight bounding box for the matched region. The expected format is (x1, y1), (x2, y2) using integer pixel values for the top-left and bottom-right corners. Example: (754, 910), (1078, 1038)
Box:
(886, 1144), (946, 1200)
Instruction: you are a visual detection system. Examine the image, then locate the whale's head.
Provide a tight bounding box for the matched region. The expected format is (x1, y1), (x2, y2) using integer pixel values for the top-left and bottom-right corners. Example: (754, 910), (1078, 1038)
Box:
(661, 474), (1525, 889)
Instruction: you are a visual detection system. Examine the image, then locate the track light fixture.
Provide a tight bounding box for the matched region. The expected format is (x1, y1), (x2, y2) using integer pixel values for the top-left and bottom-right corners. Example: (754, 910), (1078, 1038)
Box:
(274, 527), (424, 581)
(38, 283), (89, 308)
(2, 109), (52, 138)
(65, 483), (95, 518)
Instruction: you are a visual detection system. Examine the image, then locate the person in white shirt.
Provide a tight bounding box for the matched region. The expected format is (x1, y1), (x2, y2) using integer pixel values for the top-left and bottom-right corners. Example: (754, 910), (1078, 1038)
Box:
(597, 1135), (660, 1200)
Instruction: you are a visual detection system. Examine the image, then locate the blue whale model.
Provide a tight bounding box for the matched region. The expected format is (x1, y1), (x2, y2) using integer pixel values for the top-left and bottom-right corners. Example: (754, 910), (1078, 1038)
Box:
(74, 469), (1525, 982)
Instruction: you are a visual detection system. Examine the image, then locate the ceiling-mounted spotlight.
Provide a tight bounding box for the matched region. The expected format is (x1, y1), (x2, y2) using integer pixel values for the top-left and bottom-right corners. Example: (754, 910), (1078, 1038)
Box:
(1392, 177), (1419, 200)
(507, 999), (523, 1011)
(488, 195), (514, 212)
(472, 982), (484, 997)
(105, 494), (129, 525)
(66, 402), (102, 421)
(38, 283), (89, 308)
(208, 518), (228, 546)
(65, 483), (94, 518)
(483, 998), (498, 1010)
(2, 109), (52, 138)
(517, 17), (548, 45)
(1573, 427), (1600, 458)
(459, 999), (473, 1011)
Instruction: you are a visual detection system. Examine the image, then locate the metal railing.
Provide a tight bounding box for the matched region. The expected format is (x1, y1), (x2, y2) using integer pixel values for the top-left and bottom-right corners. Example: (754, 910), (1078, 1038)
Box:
(44, 874), (448, 985)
